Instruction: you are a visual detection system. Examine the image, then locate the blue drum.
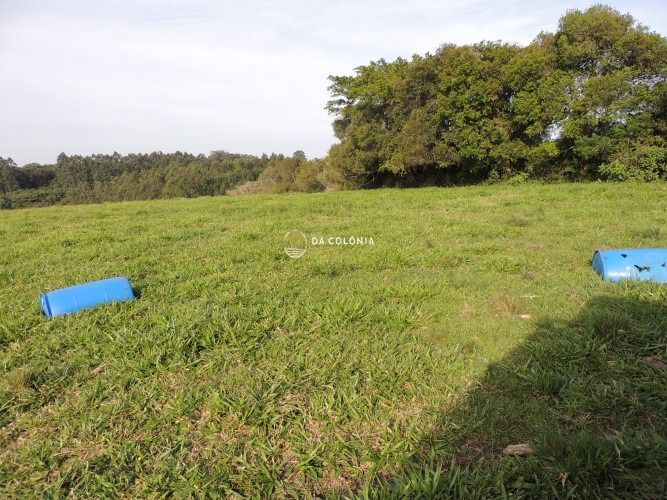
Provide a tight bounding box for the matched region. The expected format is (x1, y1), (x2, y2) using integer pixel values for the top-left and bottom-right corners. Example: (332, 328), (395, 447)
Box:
(41, 277), (135, 318)
(592, 249), (667, 283)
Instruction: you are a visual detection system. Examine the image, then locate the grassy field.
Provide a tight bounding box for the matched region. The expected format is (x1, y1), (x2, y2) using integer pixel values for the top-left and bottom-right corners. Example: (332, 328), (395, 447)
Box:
(1, 183), (667, 498)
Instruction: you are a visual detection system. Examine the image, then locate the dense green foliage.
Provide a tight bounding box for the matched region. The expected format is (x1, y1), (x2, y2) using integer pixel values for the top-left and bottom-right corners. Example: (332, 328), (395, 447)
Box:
(326, 5), (667, 186)
(0, 151), (272, 208)
(230, 154), (328, 195)
(1, 183), (666, 496)
(0, 149), (332, 208)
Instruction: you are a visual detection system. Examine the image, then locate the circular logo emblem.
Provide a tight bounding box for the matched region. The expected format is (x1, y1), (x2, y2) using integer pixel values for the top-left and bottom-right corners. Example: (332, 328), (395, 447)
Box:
(284, 230), (307, 258)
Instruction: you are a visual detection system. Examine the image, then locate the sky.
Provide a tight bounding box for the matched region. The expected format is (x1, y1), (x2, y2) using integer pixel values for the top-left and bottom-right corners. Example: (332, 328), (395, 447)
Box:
(1, 1), (666, 166)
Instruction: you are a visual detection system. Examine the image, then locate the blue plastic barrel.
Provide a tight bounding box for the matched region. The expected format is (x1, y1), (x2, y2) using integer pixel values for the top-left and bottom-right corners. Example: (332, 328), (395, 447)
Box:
(41, 277), (135, 318)
(592, 249), (667, 283)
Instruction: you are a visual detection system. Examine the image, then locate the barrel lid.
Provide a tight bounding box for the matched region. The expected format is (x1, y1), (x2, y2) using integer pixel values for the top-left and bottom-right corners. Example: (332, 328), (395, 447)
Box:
(40, 293), (52, 319)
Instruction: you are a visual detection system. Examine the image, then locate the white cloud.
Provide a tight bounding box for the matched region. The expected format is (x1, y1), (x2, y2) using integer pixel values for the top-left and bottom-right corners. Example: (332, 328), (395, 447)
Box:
(0, 0), (665, 164)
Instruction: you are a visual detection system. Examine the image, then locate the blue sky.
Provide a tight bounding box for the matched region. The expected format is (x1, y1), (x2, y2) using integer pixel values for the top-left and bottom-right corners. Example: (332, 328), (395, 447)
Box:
(1, 1), (665, 165)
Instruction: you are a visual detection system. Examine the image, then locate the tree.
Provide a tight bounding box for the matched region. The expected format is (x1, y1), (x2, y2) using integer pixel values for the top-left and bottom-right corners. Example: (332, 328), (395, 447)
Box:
(324, 5), (667, 186)
(0, 157), (19, 193)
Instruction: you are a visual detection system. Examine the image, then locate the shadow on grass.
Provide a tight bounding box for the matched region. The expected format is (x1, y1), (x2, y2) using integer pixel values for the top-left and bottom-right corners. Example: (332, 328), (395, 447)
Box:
(368, 293), (667, 499)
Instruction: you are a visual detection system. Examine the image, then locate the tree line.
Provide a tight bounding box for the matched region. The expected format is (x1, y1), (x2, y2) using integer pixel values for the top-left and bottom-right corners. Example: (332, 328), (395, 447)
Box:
(2, 5), (666, 209)
(324, 5), (667, 187)
(0, 151), (274, 208)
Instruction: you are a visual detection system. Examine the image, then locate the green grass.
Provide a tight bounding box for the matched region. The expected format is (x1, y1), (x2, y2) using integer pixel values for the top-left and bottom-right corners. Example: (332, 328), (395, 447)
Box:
(1, 182), (667, 498)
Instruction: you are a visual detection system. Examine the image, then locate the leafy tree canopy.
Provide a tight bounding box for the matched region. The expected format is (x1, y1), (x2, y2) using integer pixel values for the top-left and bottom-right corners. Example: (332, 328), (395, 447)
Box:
(326, 5), (667, 186)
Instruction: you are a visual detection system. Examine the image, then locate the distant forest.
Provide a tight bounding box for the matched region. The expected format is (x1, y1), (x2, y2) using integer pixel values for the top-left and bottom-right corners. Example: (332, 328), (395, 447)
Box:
(0, 151), (317, 209)
(2, 5), (666, 209)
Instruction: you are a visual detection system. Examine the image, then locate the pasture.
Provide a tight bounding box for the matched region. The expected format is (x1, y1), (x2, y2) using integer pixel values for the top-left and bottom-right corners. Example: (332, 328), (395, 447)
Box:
(1, 183), (666, 497)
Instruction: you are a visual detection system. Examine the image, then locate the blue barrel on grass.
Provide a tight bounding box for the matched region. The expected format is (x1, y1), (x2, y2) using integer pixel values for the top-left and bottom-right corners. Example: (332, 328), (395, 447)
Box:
(41, 277), (135, 318)
(592, 249), (667, 283)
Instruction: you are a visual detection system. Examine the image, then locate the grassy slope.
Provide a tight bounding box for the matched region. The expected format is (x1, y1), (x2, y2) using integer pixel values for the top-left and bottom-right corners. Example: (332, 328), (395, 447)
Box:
(0, 183), (666, 498)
